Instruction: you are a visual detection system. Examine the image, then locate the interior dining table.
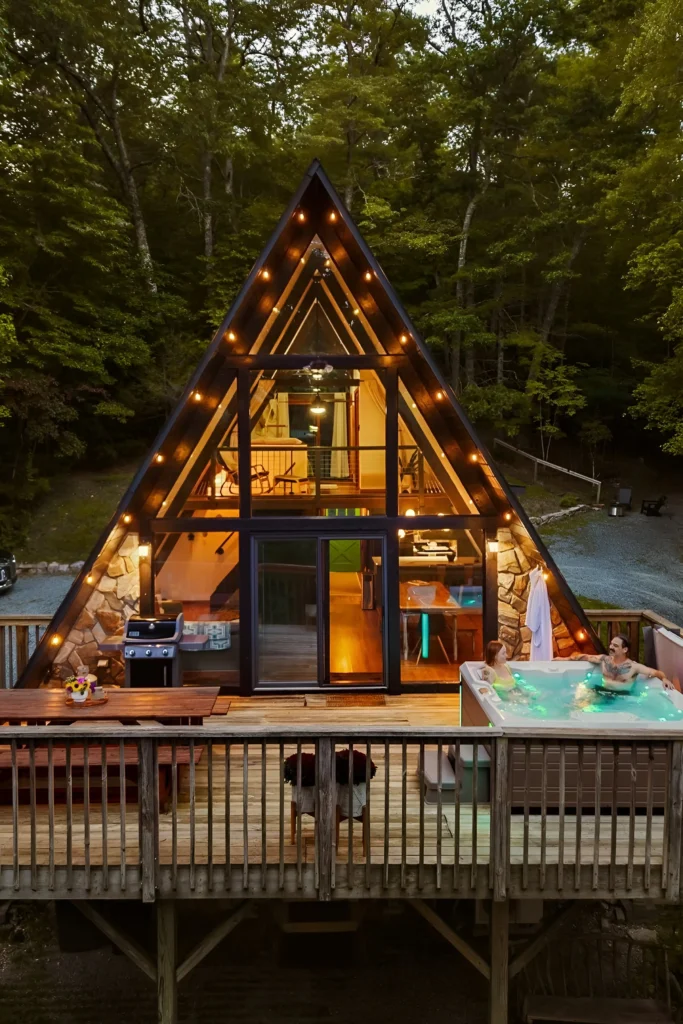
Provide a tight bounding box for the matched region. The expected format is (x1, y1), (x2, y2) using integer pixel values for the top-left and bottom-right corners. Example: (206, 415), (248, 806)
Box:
(0, 687), (220, 726)
(399, 581), (461, 661)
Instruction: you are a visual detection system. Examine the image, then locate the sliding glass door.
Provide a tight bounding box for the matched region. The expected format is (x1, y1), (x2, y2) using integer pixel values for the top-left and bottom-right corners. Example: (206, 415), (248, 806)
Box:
(254, 535), (386, 688)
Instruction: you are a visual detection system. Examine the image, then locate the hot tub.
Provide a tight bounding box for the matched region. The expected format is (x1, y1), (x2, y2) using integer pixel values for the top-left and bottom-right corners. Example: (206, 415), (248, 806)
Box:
(459, 661), (683, 809)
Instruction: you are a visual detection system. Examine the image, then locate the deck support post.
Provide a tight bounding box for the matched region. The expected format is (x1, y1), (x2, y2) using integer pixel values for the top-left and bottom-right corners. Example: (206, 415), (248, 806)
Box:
(317, 738), (335, 901)
(489, 898), (509, 1024)
(157, 900), (177, 1024)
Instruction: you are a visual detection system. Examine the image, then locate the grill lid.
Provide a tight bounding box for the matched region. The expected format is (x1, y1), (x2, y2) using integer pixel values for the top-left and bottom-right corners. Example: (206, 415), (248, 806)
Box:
(124, 615), (183, 642)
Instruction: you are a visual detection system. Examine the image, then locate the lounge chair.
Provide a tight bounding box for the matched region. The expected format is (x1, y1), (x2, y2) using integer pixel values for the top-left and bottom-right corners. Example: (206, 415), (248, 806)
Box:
(616, 487), (632, 510)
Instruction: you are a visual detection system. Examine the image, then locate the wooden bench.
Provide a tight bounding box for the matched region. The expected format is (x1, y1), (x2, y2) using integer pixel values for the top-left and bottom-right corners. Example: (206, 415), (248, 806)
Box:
(524, 996), (673, 1023)
(0, 743), (203, 812)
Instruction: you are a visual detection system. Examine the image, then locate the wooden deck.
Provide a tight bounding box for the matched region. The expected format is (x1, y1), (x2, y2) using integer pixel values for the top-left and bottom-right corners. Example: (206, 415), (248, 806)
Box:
(0, 692), (677, 901)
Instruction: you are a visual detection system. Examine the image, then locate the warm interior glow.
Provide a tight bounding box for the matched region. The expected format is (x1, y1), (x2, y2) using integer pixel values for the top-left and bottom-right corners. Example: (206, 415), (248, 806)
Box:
(138, 543), (151, 558)
(487, 540), (500, 554)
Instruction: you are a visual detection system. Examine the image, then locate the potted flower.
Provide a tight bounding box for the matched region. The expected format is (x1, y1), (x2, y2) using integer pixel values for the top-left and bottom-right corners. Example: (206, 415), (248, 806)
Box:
(335, 748), (377, 820)
(64, 675), (96, 703)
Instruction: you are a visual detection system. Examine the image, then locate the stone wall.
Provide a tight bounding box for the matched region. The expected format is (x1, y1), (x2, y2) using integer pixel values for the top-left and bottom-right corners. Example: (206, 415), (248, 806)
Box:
(497, 523), (578, 659)
(50, 533), (140, 685)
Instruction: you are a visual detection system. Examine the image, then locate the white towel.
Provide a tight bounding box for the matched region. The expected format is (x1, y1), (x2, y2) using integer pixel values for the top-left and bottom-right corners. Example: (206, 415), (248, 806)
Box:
(526, 567), (553, 661)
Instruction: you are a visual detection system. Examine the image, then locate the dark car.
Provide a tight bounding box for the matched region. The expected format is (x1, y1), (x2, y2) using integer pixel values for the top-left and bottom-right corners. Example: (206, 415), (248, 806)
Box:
(0, 551), (17, 593)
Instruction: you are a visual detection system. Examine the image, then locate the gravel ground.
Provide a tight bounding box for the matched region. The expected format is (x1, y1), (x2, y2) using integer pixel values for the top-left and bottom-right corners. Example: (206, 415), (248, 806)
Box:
(544, 493), (683, 622)
(0, 575), (75, 616)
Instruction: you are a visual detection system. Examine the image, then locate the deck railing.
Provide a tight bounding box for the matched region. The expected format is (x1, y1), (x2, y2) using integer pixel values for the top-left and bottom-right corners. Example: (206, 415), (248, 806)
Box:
(2, 723), (683, 902)
(0, 617), (51, 689)
(584, 609), (681, 660)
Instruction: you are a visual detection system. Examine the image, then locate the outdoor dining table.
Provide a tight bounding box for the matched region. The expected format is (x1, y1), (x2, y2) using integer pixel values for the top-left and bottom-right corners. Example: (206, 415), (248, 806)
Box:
(0, 686), (220, 726)
(399, 581), (462, 661)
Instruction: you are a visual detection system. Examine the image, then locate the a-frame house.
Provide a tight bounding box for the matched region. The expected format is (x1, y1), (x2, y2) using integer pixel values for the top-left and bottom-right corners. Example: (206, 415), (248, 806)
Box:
(21, 161), (599, 693)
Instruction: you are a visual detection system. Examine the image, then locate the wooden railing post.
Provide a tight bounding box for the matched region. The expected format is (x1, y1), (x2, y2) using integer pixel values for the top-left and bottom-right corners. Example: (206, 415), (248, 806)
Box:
(139, 739), (157, 903)
(667, 741), (683, 902)
(317, 737), (335, 901)
(491, 738), (509, 901)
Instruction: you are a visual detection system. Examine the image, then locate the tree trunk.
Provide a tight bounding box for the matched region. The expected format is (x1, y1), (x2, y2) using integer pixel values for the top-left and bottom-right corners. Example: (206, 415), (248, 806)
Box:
(540, 232), (584, 346)
(202, 148), (213, 260)
(110, 97), (157, 293)
(453, 192), (480, 392)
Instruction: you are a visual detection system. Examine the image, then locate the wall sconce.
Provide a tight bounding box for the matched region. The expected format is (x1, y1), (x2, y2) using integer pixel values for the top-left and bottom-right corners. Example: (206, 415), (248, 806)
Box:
(138, 543), (151, 559)
(487, 540), (500, 554)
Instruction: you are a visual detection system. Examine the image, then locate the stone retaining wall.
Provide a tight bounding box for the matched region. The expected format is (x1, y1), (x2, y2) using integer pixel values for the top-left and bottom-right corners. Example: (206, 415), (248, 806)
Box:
(50, 534), (139, 685)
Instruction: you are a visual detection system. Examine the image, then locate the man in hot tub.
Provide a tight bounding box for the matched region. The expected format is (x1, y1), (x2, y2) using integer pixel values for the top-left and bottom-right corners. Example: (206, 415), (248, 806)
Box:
(568, 633), (674, 691)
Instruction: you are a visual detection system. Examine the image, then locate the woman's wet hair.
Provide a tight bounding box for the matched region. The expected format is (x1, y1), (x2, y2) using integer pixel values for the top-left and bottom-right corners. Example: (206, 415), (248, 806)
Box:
(611, 633), (630, 653)
(485, 639), (506, 666)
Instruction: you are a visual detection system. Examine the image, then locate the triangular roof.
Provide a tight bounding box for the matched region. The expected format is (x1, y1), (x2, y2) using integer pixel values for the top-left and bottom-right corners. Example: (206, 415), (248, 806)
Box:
(21, 160), (600, 685)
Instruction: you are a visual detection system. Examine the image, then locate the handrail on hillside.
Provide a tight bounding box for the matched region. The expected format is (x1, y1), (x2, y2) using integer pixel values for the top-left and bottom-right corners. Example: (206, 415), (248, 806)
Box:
(493, 438), (602, 503)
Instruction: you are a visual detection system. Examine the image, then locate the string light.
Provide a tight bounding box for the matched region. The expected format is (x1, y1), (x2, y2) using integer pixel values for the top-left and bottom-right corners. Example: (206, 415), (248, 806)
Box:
(227, 331), (236, 342)
(542, 571), (549, 581)
(435, 391), (444, 400)
(297, 211), (306, 222)
(400, 334), (408, 344)
(503, 511), (512, 522)
(86, 574), (93, 585)
(469, 453), (479, 463)
(353, 307), (360, 316)
(50, 635), (62, 647)
(324, 258), (331, 267)
(193, 391), (202, 402)
(261, 268), (271, 280)
(577, 630), (587, 642)
(273, 306), (280, 314)
(329, 211), (338, 222)
(300, 256), (305, 264)
(155, 454), (164, 464)
(364, 271), (372, 282)
(122, 514), (132, 525)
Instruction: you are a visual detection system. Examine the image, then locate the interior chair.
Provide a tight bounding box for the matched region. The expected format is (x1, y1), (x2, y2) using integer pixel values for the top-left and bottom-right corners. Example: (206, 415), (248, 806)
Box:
(410, 612), (450, 665)
(217, 450), (271, 496)
(273, 459), (308, 495)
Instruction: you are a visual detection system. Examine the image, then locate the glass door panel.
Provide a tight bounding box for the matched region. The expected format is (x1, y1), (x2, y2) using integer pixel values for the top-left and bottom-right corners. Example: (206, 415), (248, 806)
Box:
(327, 537), (385, 686)
(256, 538), (319, 685)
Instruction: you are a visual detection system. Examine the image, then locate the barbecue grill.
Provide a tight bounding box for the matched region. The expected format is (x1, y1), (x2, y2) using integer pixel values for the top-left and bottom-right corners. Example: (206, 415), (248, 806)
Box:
(123, 614), (184, 688)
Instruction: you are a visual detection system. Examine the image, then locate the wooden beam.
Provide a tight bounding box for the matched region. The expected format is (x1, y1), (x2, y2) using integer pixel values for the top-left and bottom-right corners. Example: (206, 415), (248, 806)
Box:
(411, 899), (490, 979)
(489, 898), (509, 1024)
(157, 900), (177, 1024)
(73, 900), (156, 982)
(509, 903), (584, 979)
(176, 901), (251, 982)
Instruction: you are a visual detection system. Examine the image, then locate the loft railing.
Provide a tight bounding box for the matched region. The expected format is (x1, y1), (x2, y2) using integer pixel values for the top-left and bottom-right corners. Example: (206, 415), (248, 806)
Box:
(2, 723), (683, 902)
(0, 617), (51, 689)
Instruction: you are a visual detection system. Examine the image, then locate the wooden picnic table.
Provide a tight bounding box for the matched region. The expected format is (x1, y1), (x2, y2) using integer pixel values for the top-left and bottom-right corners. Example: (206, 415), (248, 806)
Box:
(0, 687), (219, 725)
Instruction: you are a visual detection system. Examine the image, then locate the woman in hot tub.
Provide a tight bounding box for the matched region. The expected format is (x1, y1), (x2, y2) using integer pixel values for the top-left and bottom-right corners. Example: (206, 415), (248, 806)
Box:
(569, 633), (674, 691)
(482, 640), (518, 694)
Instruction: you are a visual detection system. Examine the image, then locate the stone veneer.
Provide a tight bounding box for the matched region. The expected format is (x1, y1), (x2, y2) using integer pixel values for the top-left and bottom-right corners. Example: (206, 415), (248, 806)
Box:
(497, 523), (578, 659)
(50, 533), (140, 685)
